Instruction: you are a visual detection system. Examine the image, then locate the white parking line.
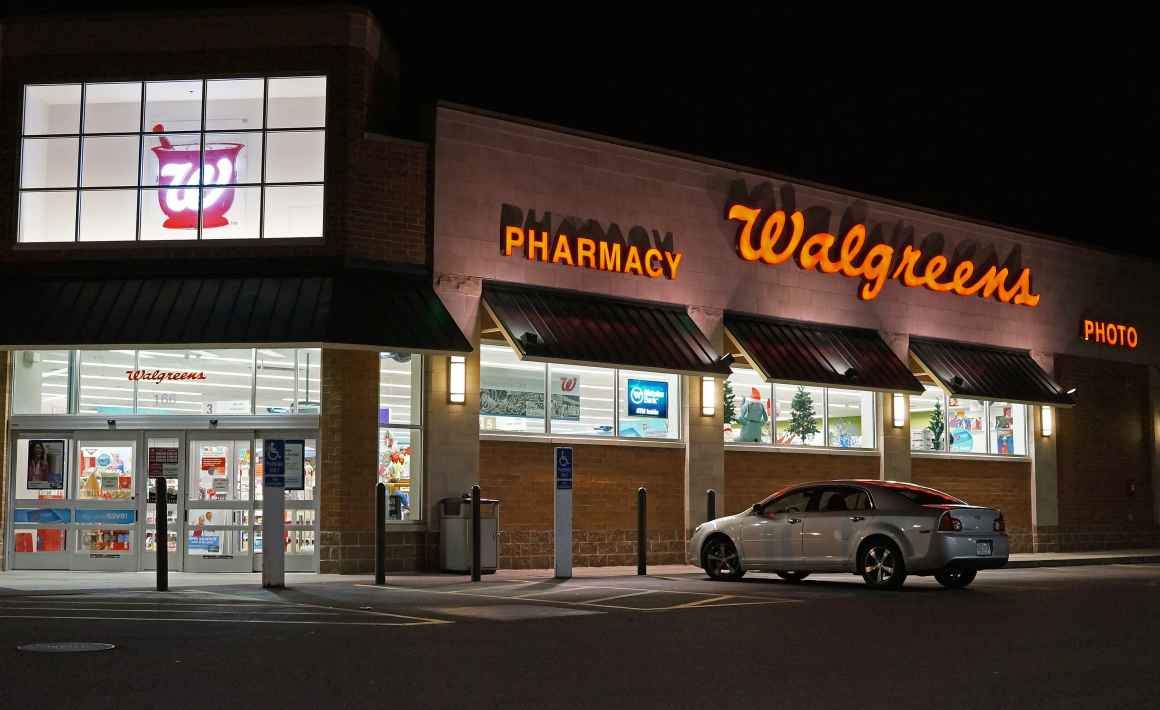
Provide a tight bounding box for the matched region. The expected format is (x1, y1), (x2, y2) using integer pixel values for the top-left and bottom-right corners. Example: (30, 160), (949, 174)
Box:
(0, 614), (441, 627)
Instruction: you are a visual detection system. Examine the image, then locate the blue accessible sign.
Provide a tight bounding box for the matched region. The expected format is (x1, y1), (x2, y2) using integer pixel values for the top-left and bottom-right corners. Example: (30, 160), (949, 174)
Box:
(554, 446), (573, 490)
(264, 440), (285, 488)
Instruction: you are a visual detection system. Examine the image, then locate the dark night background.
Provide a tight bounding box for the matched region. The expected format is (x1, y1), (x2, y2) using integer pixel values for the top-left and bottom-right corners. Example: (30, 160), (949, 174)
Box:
(4, 2), (1157, 258)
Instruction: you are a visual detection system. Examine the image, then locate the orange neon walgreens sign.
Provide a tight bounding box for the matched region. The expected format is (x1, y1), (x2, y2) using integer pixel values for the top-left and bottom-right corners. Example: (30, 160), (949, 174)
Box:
(726, 203), (1041, 307)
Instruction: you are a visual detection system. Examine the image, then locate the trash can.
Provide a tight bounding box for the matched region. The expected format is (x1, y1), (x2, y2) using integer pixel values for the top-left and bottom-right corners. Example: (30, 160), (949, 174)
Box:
(439, 495), (500, 573)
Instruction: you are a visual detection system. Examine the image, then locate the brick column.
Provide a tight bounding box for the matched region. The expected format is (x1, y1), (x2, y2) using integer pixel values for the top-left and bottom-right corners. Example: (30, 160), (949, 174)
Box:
(685, 307), (725, 531)
(1030, 351), (1059, 551)
(879, 332), (911, 482)
(425, 274), (483, 568)
(318, 347), (379, 574)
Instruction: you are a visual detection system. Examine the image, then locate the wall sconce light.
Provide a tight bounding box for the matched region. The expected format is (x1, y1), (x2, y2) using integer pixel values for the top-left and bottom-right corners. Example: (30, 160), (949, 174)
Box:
(448, 356), (466, 404)
(701, 377), (716, 417)
(892, 393), (906, 428)
(1041, 405), (1053, 437)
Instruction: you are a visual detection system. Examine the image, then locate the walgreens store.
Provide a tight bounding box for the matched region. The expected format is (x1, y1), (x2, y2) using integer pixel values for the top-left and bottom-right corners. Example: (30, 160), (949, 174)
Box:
(433, 105), (1160, 565)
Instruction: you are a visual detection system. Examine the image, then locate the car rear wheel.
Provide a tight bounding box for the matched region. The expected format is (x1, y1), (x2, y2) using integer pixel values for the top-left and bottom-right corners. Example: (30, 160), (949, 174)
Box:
(703, 537), (745, 581)
(935, 566), (977, 589)
(859, 539), (906, 590)
(776, 571), (810, 582)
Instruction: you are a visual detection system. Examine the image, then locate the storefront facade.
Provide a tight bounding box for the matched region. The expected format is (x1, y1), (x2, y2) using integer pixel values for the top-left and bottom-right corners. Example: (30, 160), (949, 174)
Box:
(1, 7), (1158, 574)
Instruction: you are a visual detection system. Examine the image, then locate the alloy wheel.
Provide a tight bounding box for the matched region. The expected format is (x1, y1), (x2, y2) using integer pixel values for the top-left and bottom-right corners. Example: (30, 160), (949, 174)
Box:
(864, 545), (895, 584)
(705, 539), (740, 579)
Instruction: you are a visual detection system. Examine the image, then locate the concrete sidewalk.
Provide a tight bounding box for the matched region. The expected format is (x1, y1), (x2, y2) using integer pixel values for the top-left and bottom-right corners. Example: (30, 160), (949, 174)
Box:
(2, 548), (1159, 593)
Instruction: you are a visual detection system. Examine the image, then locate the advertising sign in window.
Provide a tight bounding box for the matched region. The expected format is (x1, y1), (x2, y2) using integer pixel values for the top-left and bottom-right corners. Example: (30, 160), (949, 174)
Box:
(626, 379), (669, 418)
(26, 439), (65, 490)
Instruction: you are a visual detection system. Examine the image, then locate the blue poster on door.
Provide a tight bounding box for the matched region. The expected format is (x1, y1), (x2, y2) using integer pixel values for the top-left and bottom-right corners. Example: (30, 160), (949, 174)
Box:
(626, 379), (669, 418)
(14, 508), (71, 524)
(75, 509), (136, 524)
(188, 535), (221, 554)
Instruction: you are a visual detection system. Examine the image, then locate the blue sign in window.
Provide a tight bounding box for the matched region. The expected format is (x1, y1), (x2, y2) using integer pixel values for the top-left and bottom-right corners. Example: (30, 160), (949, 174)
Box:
(626, 379), (669, 419)
(75, 509), (136, 525)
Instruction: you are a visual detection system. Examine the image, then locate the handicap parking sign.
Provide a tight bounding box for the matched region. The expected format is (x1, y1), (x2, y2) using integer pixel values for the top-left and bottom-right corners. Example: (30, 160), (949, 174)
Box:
(554, 447), (572, 489)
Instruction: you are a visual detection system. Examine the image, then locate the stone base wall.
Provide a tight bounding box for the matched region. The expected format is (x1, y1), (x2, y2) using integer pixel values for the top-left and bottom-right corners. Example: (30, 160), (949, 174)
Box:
(499, 528), (685, 569)
(1032, 526), (1160, 553)
(320, 529), (433, 574)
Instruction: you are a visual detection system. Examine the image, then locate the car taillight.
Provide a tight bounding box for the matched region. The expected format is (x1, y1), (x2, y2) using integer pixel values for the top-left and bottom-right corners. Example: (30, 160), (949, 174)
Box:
(994, 512), (1006, 532)
(938, 512), (962, 532)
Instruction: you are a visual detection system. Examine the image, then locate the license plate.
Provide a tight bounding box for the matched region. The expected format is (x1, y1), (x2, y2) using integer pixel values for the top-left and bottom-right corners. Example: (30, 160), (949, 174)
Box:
(976, 540), (993, 556)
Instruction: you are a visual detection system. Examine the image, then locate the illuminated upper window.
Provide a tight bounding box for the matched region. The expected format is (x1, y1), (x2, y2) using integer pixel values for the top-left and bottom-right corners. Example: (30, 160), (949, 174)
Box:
(18, 77), (326, 243)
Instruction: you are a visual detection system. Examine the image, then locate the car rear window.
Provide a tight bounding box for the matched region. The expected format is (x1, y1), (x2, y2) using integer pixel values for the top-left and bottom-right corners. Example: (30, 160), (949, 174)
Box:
(891, 488), (963, 505)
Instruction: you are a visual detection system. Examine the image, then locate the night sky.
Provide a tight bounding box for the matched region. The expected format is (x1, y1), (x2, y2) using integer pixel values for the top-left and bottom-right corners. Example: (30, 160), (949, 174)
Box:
(6, 3), (1158, 258)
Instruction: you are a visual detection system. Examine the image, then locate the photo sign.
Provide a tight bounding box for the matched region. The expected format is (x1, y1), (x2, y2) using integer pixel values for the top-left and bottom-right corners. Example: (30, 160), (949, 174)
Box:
(27, 439), (65, 490)
(626, 379), (669, 418)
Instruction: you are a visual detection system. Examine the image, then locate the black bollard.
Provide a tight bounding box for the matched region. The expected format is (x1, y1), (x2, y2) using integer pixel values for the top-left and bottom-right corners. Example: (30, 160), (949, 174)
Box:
(637, 487), (647, 576)
(156, 478), (168, 592)
(706, 489), (717, 522)
(375, 482), (386, 585)
(471, 484), (482, 582)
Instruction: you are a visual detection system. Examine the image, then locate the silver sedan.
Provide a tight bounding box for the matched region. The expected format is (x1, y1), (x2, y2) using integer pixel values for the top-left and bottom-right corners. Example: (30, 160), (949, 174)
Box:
(689, 480), (1008, 589)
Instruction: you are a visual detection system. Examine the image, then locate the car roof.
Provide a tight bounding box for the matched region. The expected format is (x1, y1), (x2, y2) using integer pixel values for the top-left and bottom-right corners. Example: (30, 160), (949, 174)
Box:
(784, 479), (959, 498)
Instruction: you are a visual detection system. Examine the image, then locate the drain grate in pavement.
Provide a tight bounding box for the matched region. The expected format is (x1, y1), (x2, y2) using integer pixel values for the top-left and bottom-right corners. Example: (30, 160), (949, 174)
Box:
(18, 642), (116, 653)
(433, 604), (603, 621)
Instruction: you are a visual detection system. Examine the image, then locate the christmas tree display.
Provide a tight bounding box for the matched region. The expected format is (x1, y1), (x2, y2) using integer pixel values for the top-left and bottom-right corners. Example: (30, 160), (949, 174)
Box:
(723, 379), (736, 425)
(928, 400), (945, 450)
(787, 386), (819, 444)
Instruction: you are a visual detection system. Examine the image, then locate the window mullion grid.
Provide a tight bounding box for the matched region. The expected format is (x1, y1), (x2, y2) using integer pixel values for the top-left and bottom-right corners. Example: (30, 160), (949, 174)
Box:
(131, 350), (140, 414)
(943, 393), (951, 453)
(251, 349), (259, 415)
(984, 400), (992, 455)
(613, 369), (621, 441)
(543, 362), (551, 436)
(259, 78), (269, 239)
(73, 83), (86, 242)
(822, 388), (829, 448)
(197, 79), (208, 241)
(135, 81), (146, 241)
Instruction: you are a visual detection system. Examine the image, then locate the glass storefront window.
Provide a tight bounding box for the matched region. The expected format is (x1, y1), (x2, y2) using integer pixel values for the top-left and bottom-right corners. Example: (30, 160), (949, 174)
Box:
(947, 397), (987, 454)
(774, 384), (824, 446)
(11, 350), (71, 414)
(549, 363), (614, 437)
(378, 352), (422, 520)
(619, 370), (680, 440)
(726, 369), (772, 444)
(989, 401), (1028, 456)
(76, 442), (134, 501)
(480, 344), (547, 433)
(910, 387), (1029, 457)
(189, 441), (248, 501)
(13, 348), (322, 417)
(18, 76), (326, 243)
(827, 388), (875, 449)
(909, 386), (947, 451)
(13, 437), (68, 500)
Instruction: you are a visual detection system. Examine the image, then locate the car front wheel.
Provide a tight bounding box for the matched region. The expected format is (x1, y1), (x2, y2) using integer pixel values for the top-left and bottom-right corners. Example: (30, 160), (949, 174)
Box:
(859, 539), (906, 590)
(934, 566), (977, 589)
(703, 537), (745, 581)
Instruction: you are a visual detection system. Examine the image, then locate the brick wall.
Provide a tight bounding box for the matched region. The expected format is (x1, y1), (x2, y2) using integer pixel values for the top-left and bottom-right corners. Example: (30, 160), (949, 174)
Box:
(911, 456), (1032, 552)
(318, 347), (380, 573)
(479, 440), (685, 568)
(1048, 354), (1159, 551)
(347, 135), (428, 265)
(724, 449), (879, 514)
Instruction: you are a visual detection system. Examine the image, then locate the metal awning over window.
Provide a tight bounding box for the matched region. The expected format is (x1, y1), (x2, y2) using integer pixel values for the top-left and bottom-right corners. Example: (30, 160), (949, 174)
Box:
(481, 281), (731, 376)
(909, 336), (1074, 407)
(724, 312), (924, 393)
(0, 260), (471, 354)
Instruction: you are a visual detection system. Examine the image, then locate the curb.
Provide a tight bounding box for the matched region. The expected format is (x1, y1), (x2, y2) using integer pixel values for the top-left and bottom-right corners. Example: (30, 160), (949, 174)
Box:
(1006, 555), (1160, 569)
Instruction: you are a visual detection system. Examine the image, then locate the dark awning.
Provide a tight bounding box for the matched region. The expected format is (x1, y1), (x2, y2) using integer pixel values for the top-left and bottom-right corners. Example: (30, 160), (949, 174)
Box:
(0, 259), (471, 354)
(481, 281), (731, 376)
(724, 312), (924, 393)
(909, 336), (1074, 407)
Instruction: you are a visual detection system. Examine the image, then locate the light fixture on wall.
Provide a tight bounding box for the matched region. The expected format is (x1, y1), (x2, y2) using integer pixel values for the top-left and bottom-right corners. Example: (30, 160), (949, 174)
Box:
(892, 393), (906, 428)
(701, 377), (716, 417)
(448, 356), (466, 404)
(1041, 405), (1053, 437)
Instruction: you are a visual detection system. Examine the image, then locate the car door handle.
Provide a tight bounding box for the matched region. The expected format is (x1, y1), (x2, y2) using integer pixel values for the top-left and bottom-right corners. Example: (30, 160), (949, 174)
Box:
(849, 516), (865, 522)
(787, 518), (801, 524)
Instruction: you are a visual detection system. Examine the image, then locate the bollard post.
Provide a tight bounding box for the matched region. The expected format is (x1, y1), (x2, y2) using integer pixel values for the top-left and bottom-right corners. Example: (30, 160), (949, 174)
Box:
(374, 482), (386, 585)
(637, 487), (647, 576)
(471, 484), (482, 582)
(706, 489), (717, 522)
(156, 479), (168, 592)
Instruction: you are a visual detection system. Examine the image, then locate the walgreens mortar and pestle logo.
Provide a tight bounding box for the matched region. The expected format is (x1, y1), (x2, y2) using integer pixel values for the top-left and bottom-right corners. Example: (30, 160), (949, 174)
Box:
(151, 124), (243, 229)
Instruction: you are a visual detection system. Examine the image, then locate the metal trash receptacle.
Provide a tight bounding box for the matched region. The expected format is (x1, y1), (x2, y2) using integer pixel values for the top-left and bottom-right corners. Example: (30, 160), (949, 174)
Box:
(439, 495), (500, 573)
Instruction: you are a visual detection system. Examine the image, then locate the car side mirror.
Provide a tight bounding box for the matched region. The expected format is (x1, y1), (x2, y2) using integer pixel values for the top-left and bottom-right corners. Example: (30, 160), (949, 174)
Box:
(751, 503), (762, 515)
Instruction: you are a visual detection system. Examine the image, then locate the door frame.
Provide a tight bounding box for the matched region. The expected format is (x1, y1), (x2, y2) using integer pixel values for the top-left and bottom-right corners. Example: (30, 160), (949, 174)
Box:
(140, 431), (187, 572)
(70, 431), (144, 572)
(183, 434), (258, 573)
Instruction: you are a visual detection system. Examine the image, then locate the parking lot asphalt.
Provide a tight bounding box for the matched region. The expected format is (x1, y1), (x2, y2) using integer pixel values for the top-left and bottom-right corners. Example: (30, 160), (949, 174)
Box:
(2, 563), (1159, 710)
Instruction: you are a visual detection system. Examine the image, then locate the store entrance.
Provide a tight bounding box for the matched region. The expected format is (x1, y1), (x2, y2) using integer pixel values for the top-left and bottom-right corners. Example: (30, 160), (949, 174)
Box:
(7, 428), (319, 573)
